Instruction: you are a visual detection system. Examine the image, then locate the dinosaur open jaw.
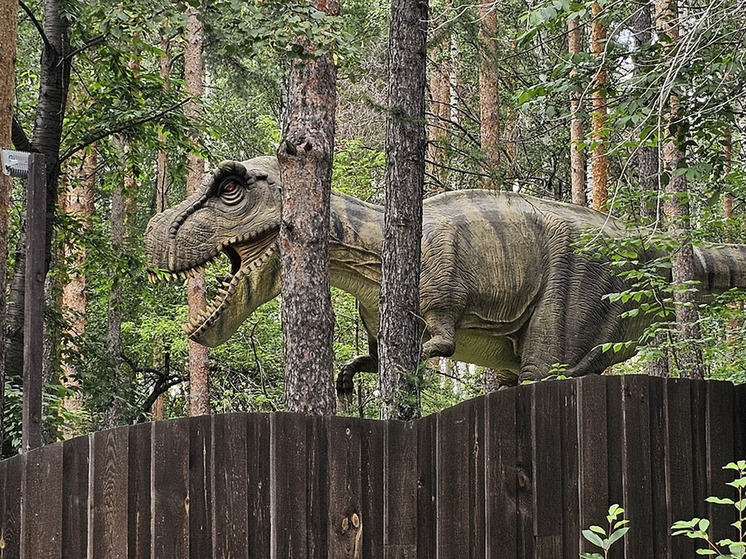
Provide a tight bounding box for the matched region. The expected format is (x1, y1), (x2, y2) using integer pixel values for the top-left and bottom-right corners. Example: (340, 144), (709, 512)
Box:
(147, 228), (279, 338)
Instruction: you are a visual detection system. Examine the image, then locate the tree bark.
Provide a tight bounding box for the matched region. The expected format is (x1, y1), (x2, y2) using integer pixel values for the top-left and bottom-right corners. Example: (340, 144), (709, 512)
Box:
(156, 35), (171, 214)
(277, 0), (339, 416)
(656, 0), (704, 379)
(427, 45), (449, 191)
(378, 0), (428, 421)
(5, 0), (70, 402)
(478, 2), (500, 188)
(0, 0), (18, 451)
(184, 4), (210, 416)
(568, 15), (586, 206)
(60, 148), (96, 426)
(590, 1), (608, 212)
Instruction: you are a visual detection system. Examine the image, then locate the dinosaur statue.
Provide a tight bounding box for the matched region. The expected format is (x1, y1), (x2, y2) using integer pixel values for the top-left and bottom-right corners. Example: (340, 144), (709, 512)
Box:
(144, 156), (746, 393)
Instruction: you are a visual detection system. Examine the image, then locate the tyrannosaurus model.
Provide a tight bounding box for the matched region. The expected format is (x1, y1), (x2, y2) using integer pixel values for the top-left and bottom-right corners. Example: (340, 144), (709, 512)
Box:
(145, 156), (746, 393)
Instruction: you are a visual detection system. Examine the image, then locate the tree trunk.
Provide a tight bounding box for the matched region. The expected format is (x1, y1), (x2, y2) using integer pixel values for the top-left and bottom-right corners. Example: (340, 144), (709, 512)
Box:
(378, 0), (428, 421)
(5, 0), (70, 406)
(60, 148), (96, 426)
(156, 35), (171, 214)
(590, 1), (608, 212)
(478, 2), (500, 188)
(656, 0), (704, 379)
(277, 0), (339, 416)
(184, 4), (210, 416)
(0, 0), (18, 451)
(568, 15), (586, 206)
(427, 45), (449, 191)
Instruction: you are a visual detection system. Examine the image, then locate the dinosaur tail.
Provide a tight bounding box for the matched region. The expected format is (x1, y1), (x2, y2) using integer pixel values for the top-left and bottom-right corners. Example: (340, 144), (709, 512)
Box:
(693, 244), (746, 293)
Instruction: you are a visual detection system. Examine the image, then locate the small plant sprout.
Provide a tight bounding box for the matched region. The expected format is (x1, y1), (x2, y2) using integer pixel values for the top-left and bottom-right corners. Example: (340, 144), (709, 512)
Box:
(580, 503), (630, 559)
(672, 460), (746, 559)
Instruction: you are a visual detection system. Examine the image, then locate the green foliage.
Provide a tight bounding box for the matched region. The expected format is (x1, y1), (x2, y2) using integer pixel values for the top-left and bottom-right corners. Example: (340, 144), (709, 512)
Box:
(672, 460), (746, 558)
(580, 504), (630, 559)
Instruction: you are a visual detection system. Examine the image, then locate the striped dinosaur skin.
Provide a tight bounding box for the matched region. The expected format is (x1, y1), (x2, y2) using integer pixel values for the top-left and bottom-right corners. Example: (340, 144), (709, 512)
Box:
(145, 156), (746, 391)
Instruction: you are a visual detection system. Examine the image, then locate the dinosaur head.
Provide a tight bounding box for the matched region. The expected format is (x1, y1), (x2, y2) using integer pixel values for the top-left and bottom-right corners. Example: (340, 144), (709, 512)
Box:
(144, 156), (282, 346)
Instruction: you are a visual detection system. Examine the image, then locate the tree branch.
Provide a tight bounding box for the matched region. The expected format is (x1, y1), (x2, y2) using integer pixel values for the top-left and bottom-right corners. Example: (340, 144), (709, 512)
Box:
(11, 117), (35, 152)
(19, 0), (52, 52)
(59, 98), (191, 163)
(62, 34), (106, 62)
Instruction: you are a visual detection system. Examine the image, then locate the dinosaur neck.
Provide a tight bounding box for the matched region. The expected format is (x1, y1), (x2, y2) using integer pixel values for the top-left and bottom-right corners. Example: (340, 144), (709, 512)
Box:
(329, 192), (384, 310)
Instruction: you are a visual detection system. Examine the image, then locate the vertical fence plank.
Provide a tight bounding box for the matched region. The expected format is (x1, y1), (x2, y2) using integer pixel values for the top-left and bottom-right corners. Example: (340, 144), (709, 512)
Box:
(577, 375), (608, 556)
(327, 416), (362, 559)
(0, 454), (22, 559)
(515, 384), (534, 559)
(128, 422), (151, 559)
(621, 375), (653, 559)
(361, 418), (384, 559)
(384, 420), (417, 559)
(605, 375), (624, 559)
(690, 380), (709, 519)
(247, 413), (271, 559)
(91, 427), (129, 558)
(307, 416), (328, 559)
(436, 401), (471, 557)
(271, 413), (309, 559)
(416, 413), (435, 559)
(706, 380), (736, 546)
(485, 388), (517, 559)
(213, 414), (249, 559)
(63, 435), (89, 559)
(666, 378), (695, 558)
(23, 443), (63, 558)
(559, 379), (579, 559)
(647, 375), (670, 558)
(188, 415), (211, 559)
(734, 384), (746, 465)
(152, 420), (189, 558)
(532, 381), (563, 558)
(470, 397), (486, 558)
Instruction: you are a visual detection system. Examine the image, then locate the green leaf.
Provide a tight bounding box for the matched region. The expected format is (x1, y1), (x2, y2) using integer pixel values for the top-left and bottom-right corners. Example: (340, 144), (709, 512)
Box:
(582, 529), (606, 549)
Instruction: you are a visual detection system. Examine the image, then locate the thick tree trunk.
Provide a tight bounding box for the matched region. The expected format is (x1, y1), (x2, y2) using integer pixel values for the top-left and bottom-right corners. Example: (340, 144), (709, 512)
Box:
(568, 16), (586, 206)
(478, 2), (500, 188)
(184, 4), (210, 416)
(60, 148), (96, 425)
(378, 0), (428, 421)
(590, 1), (608, 212)
(0, 0), (18, 451)
(656, 0), (704, 379)
(277, 0), (339, 416)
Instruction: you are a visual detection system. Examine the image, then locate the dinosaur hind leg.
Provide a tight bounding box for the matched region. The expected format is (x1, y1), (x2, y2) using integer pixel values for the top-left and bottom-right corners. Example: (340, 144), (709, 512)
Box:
(421, 311), (457, 359)
(336, 333), (378, 402)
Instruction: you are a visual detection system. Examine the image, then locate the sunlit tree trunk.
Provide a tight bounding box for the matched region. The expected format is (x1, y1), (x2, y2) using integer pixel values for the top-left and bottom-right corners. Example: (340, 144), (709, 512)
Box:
(479, 2), (500, 188)
(277, 0), (339, 416)
(0, 0), (18, 450)
(590, 1), (608, 212)
(656, 0), (704, 379)
(185, 3), (210, 416)
(378, 0), (428, 420)
(568, 15), (586, 206)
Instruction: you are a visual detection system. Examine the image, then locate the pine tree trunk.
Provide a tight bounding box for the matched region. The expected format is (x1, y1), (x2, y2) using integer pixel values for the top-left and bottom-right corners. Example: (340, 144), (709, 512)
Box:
(427, 45), (449, 191)
(478, 2), (500, 188)
(378, 0), (428, 421)
(656, 0), (704, 379)
(60, 148), (96, 426)
(277, 0), (339, 416)
(0, 0), (18, 451)
(568, 16), (586, 206)
(590, 1), (608, 212)
(184, 4), (210, 416)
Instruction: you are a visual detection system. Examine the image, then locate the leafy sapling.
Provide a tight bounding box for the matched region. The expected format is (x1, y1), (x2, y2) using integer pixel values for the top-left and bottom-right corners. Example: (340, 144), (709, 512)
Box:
(580, 503), (630, 559)
(672, 460), (746, 558)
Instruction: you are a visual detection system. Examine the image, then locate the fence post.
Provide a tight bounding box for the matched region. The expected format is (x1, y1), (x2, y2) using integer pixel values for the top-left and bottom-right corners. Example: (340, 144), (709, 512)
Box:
(22, 153), (46, 452)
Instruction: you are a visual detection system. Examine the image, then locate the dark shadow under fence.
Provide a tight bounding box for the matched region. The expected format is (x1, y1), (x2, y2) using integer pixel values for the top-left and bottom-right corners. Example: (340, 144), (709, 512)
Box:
(0, 375), (744, 558)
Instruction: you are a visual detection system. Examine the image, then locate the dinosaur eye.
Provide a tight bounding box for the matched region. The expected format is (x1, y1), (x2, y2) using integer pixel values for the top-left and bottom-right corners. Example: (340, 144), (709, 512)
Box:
(218, 177), (244, 205)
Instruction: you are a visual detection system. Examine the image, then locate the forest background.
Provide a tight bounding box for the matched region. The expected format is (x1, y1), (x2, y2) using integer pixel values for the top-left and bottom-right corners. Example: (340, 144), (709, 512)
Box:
(1, 0), (745, 454)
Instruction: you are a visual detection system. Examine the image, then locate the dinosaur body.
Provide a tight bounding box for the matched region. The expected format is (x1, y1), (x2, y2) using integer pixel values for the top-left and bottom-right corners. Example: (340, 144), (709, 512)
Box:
(145, 157), (746, 390)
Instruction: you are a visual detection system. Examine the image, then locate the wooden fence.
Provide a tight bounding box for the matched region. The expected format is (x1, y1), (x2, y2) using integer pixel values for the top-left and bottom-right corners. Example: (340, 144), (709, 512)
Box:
(0, 375), (744, 558)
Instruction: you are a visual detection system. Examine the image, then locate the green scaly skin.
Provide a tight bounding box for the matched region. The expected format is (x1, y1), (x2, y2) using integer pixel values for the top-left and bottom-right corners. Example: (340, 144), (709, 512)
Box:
(145, 156), (746, 394)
